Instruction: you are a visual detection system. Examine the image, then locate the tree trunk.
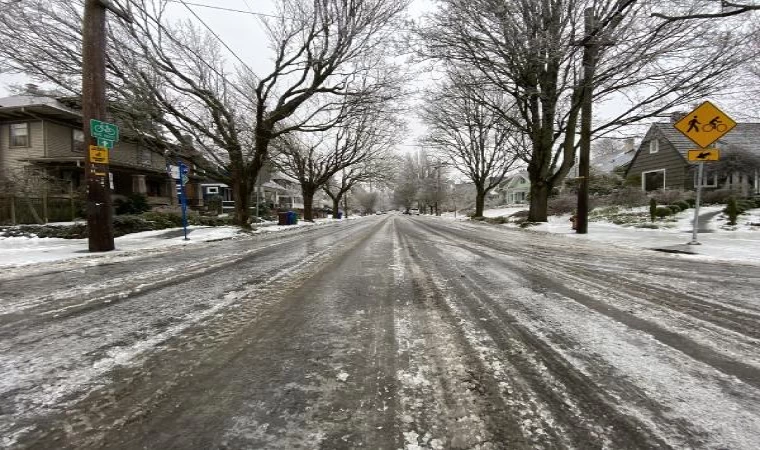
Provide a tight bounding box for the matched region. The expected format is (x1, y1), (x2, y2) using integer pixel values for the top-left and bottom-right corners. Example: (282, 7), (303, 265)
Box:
(302, 187), (315, 222)
(474, 188), (486, 217)
(343, 195), (349, 218)
(332, 196), (341, 218)
(528, 182), (550, 222)
(232, 169), (252, 228)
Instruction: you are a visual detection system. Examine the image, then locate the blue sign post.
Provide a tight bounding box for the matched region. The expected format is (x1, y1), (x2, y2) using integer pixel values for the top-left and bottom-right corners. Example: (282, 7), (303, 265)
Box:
(178, 162), (189, 240)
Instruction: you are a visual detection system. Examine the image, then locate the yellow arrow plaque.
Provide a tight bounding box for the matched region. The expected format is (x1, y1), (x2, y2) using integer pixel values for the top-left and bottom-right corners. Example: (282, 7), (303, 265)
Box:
(89, 145), (109, 164)
(674, 101), (736, 148)
(688, 148), (720, 162)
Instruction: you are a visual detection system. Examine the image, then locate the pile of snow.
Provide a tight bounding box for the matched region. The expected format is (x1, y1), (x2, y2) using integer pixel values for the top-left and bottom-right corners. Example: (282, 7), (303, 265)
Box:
(477, 205), (760, 263)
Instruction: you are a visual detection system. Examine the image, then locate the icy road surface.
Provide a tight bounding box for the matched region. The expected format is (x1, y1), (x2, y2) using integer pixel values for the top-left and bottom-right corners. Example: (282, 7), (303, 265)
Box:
(1, 215), (759, 449)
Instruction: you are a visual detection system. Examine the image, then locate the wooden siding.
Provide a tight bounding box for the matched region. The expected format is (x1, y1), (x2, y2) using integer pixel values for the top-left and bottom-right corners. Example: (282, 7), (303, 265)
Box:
(1, 119), (168, 176)
(0, 121), (45, 173)
(627, 127), (689, 190)
(45, 122), (75, 157)
(110, 140), (166, 172)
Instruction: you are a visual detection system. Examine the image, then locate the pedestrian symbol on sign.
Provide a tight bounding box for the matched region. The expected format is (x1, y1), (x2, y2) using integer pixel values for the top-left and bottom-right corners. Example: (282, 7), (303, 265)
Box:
(687, 116), (700, 133)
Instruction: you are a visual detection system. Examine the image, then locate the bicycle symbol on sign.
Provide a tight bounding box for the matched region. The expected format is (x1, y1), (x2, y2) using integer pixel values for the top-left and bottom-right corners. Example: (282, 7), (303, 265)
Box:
(702, 116), (727, 132)
(93, 124), (117, 136)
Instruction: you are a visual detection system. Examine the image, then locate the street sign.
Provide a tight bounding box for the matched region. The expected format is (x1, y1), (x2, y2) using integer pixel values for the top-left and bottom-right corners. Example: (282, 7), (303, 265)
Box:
(89, 145), (109, 164)
(688, 148), (720, 162)
(97, 138), (114, 149)
(674, 101), (736, 148)
(89, 119), (119, 142)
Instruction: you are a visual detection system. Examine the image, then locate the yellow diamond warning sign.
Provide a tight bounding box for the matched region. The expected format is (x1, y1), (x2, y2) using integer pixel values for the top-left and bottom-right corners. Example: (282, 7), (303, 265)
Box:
(688, 148), (720, 162)
(89, 145), (109, 164)
(674, 101), (736, 148)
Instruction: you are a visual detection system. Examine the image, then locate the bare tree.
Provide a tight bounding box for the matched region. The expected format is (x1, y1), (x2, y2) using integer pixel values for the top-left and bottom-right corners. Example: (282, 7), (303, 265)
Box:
(354, 187), (380, 214)
(0, 0), (409, 227)
(274, 112), (402, 221)
(0, 168), (57, 224)
(323, 154), (398, 218)
(652, 1), (760, 21)
(422, 73), (519, 217)
(418, 0), (754, 221)
(393, 153), (421, 212)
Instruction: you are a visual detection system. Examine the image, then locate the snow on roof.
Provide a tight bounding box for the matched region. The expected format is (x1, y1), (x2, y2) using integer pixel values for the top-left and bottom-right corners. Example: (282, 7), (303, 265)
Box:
(0, 95), (78, 113)
(593, 149), (635, 173)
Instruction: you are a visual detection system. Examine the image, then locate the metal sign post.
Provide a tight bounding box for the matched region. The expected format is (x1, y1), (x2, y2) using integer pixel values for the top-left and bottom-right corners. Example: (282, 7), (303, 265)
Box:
(690, 161), (705, 245)
(674, 101), (735, 246)
(178, 161), (190, 241)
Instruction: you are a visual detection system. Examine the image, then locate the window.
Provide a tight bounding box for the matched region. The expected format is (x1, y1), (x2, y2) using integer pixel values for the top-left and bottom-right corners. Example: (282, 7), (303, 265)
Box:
(72, 129), (85, 152)
(694, 172), (718, 188)
(642, 169), (665, 191)
(147, 179), (163, 197)
(10, 123), (29, 147)
(649, 139), (659, 154)
(207, 186), (219, 194)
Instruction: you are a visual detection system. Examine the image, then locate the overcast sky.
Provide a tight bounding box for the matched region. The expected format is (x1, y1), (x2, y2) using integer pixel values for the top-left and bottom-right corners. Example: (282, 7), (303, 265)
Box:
(0, 0), (755, 152)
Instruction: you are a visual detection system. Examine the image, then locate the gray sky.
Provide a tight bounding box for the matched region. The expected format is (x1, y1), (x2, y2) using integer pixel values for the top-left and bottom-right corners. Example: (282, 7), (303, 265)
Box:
(0, 0), (755, 154)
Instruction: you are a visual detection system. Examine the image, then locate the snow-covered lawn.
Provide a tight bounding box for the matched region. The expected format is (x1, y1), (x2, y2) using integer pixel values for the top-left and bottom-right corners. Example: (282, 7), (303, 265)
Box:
(0, 217), (359, 269)
(478, 205), (760, 263)
(482, 206), (527, 218)
(0, 226), (242, 268)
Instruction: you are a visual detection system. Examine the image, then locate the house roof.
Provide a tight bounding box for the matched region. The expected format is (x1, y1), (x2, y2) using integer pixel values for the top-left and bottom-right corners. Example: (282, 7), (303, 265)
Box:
(593, 149), (635, 173)
(0, 95), (81, 122)
(652, 122), (760, 158)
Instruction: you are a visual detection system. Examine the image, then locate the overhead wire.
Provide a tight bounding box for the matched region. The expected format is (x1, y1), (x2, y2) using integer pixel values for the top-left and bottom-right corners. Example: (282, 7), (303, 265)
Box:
(174, 0), (255, 72)
(164, 0), (284, 19)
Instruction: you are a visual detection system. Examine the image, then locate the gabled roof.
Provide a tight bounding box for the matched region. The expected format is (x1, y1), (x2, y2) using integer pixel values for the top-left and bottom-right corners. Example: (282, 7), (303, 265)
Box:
(652, 122), (760, 158)
(501, 171), (529, 188)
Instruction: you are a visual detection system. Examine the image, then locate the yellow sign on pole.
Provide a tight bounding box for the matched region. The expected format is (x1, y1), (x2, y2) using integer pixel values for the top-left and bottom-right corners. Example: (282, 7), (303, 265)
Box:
(674, 101), (736, 148)
(89, 145), (109, 164)
(688, 148), (720, 162)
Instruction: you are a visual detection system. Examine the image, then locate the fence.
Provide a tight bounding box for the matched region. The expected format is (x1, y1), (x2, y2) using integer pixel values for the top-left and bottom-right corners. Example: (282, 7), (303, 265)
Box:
(0, 195), (83, 225)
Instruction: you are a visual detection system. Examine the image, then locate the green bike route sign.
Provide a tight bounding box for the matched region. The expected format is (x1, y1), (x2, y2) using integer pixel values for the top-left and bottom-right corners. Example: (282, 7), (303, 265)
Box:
(90, 119), (119, 142)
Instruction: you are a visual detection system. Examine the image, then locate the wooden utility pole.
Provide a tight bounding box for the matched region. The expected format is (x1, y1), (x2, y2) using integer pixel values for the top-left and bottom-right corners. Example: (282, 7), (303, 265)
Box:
(82, 0), (114, 251)
(576, 7), (599, 235)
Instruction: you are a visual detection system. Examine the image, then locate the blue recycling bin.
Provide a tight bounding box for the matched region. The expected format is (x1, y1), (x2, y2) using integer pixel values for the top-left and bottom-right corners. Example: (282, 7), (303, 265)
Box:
(336, 212), (343, 219)
(287, 211), (298, 225)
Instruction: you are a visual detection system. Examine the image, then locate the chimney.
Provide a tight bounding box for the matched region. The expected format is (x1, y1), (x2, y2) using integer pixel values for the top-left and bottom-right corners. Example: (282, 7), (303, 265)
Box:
(624, 138), (635, 152)
(670, 111), (687, 124)
(25, 83), (40, 95)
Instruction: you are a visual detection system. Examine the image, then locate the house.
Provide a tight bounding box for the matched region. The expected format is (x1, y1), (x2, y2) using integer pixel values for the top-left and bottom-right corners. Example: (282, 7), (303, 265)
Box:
(0, 94), (187, 219)
(200, 165), (305, 217)
(592, 138), (636, 174)
(499, 171), (531, 204)
(626, 117), (760, 194)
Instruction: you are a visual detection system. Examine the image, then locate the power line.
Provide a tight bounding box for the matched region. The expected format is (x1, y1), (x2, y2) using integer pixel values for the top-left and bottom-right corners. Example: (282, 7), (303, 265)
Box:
(164, 0), (284, 19)
(174, 0), (254, 71)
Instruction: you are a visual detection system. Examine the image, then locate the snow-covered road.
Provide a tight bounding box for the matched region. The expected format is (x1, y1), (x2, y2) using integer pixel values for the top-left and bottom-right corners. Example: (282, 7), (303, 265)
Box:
(1, 214), (759, 449)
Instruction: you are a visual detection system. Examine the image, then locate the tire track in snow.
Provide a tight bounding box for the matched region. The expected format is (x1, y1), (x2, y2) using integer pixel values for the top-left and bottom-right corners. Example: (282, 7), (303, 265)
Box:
(407, 216), (760, 449)
(398, 218), (669, 449)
